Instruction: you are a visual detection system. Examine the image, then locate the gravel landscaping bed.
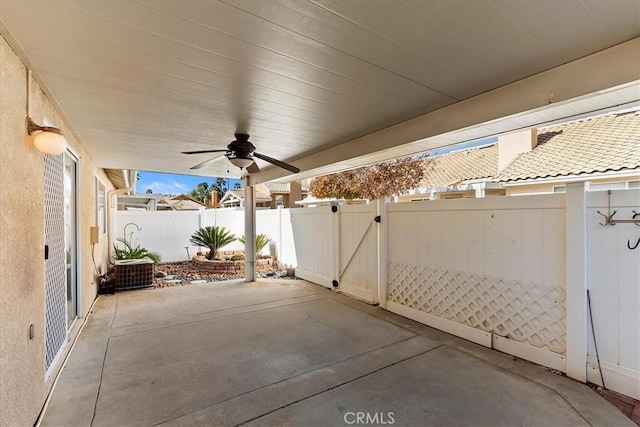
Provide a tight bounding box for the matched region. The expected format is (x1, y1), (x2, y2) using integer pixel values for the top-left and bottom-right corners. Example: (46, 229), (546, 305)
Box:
(153, 261), (293, 288)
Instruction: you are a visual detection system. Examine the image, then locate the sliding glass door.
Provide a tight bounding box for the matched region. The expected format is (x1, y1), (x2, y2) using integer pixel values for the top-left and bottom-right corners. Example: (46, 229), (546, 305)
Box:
(64, 152), (78, 329)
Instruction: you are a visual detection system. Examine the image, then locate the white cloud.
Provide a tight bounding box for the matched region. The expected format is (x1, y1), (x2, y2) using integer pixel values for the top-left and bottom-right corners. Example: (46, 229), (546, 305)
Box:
(144, 181), (189, 195)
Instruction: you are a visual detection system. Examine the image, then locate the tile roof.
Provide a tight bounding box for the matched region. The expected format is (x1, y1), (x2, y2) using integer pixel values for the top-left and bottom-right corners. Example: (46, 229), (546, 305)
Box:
(261, 181), (310, 194)
(262, 182), (288, 193)
(227, 189), (272, 201)
(420, 144), (498, 188)
(158, 195), (206, 210)
(170, 194), (207, 205)
(496, 111), (640, 182)
(165, 199), (206, 210)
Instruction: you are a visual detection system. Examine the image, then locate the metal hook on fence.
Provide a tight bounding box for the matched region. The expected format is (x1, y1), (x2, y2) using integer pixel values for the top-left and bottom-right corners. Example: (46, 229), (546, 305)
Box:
(596, 210), (617, 226)
(628, 237), (640, 250)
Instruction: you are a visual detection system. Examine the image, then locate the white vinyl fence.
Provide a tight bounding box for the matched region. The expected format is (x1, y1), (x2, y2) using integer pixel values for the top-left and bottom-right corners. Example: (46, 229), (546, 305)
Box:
(386, 194), (567, 370)
(586, 189), (640, 399)
(291, 186), (639, 400)
(115, 208), (297, 267)
(116, 210), (202, 262)
(114, 187), (639, 399)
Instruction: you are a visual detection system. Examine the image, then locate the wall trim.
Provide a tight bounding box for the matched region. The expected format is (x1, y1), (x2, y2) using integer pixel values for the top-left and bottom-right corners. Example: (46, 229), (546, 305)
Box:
(386, 301), (492, 347)
(587, 358), (640, 400)
(296, 269), (333, 289)
(493, 335), (566, 372)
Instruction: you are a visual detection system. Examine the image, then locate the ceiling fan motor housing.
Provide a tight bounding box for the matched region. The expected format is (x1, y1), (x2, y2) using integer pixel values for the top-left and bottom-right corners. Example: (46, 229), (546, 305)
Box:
(229, 134), (255, 158)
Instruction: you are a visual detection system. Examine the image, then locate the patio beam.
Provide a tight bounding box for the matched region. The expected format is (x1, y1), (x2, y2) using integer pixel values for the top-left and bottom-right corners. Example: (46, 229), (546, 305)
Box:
(248, 38), (640, 185)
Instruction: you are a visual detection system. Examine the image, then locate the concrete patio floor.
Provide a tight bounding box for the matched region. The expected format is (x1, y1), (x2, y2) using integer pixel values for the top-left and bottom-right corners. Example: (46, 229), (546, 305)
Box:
(41, 280), (633, 427)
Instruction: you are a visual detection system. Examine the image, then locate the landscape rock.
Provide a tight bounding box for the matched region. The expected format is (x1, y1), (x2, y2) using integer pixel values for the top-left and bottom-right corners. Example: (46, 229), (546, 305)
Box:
(151, 261), (293, 289)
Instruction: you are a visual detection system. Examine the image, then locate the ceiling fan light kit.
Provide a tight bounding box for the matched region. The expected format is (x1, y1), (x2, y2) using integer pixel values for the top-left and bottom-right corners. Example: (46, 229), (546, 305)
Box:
(228, 155), (254, 169)
(182, 133), (300, 174)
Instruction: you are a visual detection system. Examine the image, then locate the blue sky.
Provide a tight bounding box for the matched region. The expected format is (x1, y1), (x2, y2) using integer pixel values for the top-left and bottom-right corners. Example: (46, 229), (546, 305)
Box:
(138, 136), (498, 195)
(137, 172), (242, 195)
(426, 136), (497, 156)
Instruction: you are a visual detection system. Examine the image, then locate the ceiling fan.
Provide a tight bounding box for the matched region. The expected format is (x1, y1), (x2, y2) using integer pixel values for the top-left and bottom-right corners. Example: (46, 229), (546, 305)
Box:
(182, 133), (300, 174)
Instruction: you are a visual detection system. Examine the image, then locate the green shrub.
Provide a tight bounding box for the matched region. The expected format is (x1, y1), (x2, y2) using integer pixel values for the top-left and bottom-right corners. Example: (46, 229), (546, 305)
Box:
(113, 238), (160, 264)
(190, 226), (236, 260)
(239, 234), (271, 253)
(230, 253), (245, 261)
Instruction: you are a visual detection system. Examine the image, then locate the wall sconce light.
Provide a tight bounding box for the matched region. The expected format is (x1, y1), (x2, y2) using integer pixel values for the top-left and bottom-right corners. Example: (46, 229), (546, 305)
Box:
(26, 116), (67, 156)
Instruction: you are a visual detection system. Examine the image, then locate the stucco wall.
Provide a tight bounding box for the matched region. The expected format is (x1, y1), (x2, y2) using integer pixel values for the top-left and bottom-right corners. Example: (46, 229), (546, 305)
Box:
(0, 36), (114, 426)
(497, 129), (537, 171)
(505, 182), (562, 196)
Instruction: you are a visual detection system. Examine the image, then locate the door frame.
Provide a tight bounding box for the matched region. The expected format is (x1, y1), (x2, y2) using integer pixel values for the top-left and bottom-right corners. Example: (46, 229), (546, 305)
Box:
(64, 148), (81, 331)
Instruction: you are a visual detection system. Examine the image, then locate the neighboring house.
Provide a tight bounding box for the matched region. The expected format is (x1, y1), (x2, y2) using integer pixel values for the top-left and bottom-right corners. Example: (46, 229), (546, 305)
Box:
(158, 194), (207, 211)
(400, 144), (505, 201)
(260, 181), (308, 208)
(219, 189), (272, 208)
(117, 193), (166, 210)
(496, 111), (640, 194)
(116, 193), (206, 210)
(219, 181), (308, 208)
(402, 110), (640, 201)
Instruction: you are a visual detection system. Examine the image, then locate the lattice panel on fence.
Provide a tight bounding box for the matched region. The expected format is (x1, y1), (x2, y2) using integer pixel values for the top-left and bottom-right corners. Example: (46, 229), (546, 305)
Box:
(44, 154), (67, 369)
(387, 262), (566, 354)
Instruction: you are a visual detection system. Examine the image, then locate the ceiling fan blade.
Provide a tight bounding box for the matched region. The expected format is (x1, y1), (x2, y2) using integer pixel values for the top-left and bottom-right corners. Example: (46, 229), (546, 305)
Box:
(253, 152), (300, 174)
(190, 154), (227, 170)
(245, 162), (260, 174)
(181, 149), (228, 155)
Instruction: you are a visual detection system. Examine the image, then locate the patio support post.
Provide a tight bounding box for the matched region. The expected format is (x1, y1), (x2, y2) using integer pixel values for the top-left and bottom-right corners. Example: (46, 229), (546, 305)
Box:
(565, 182), (588, 382)
(244, 178), (256, 282)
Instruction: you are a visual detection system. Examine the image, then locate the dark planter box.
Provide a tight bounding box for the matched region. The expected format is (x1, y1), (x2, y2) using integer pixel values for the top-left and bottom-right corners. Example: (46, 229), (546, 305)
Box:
(115, 259), (154, 290)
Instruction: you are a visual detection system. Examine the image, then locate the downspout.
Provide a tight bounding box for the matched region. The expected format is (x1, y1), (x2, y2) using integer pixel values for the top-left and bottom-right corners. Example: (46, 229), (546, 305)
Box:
(106, 170), (137, 260)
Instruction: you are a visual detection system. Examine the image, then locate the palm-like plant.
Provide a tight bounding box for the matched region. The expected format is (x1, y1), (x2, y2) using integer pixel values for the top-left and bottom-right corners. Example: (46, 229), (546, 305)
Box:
(113, 238), (161, 264)
(190, 226), (236, 260)
(239, 233), (272, 254)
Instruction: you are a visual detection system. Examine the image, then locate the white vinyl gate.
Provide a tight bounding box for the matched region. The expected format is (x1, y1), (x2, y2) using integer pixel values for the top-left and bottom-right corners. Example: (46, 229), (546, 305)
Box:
(290, 203), (379, 303)
(337, 204), (379, 303)
(290, 206), (336, 288)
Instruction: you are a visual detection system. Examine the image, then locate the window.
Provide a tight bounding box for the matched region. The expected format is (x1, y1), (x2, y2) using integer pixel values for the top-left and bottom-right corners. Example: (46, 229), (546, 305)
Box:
(96, 178), (106, 234)
(629, 181), (640, 189)
(552, 185), (566, 193)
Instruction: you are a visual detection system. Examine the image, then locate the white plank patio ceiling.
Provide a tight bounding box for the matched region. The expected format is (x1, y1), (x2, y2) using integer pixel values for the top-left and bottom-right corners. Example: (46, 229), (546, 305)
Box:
(1, 0), (639, 182)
